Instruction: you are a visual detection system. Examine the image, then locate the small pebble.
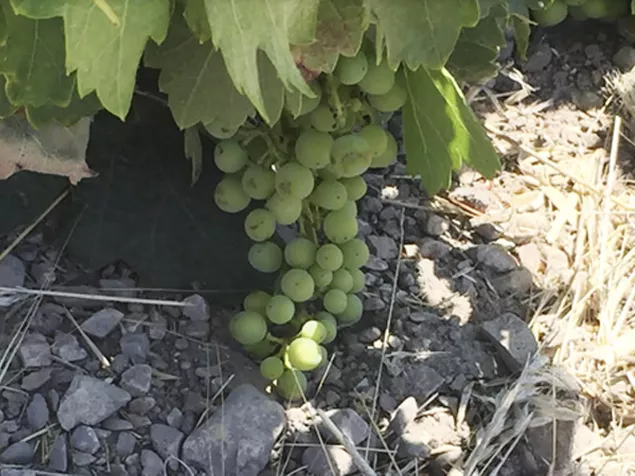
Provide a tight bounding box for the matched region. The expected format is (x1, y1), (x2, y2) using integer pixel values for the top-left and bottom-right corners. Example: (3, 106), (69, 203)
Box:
(26, 393), (49, 430)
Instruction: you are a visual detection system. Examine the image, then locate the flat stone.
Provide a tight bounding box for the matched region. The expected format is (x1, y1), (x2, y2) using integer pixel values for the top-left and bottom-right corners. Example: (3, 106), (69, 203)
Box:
(99, 278), (136, 297)
(0, 254), (25, 287)
(388, 397), (418, 437)
(302, 446), (355, 476)
(419, 238), (451, 260)
(613, 45), (635, 70)
(182, 384), (285, 476)
(182, 294), (210, 321)
(363, 296), (385, 311)
(26, 393), (49, 430)
(20, 369), (52, 391)
(51, 332), (87, 362)
(140, 449), (164, 476)
(389, 364), (444, 403)
(71, 451), (96, 466)
(18, 333), (51, 367)
(1, 470), (36, 476)
(128, 396), (156, 415)
(476, 245), (517, 274)
(0, 441), (34, 464)
(70, 426), (101, 454)
(57, 375), (131, 430)
(524, 43), (552, 73)
(119, 364), (152, 396)
(491, 267), (532, 296)
(480, 313), (538, 372)
(425, 214), (450, 237)
(357, 327), (381, 344)
(102, 416), (134, 431)
(120, 333), (150, 364)
(81, 308), (124, 338)
(363, 255), (388, 272)
(150, 424), (183, 461)
(320, 408), (370, 445)
(116, 432), (137, 457)
(166, 408), (183, 429)
(48, 434), (68, 472)
(367, 235), (399, 260)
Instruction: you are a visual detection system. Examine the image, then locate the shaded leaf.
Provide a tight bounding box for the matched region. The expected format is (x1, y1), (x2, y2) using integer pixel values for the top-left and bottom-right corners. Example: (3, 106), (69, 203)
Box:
(511, 15), (531, 60)
(0, 75), (17, 118)
(25, 89), (102, 129)
(403, 67), (500, 195)
(184, 126), (202, 185)
(182, 0), (211, 42)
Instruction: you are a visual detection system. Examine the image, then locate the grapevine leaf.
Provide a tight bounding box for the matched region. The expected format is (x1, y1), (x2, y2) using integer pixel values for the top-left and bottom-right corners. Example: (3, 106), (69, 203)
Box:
(145, 15), (254, 130)
(287, 0), (321, 45)
(0, 114), (95, 184)
(402, 67), (500, 195)
(447, 15), (506, 83)
(184, 126), (202, 185)
(366, 0), (480, 69)
(0, 5), (7, 45)
(478, 0), (508, 17)
(511, 15), (531, 60)
(25, 89), (102, 129)
(0, 75), (17, 118)
(0, 4), (73, 108)
(11, 0), (171, 120)
(258, 53), (285, 126)
(183, 0), (211, 42)
(291, 0), (368, 74)
(202, 0), (314, 123)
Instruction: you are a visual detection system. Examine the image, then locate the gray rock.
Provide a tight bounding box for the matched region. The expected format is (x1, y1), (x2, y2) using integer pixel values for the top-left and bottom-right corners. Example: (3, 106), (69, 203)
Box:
(120, 333), (150, 363)
(21, 368), (52, 391)
(111, 353), (130, 374)
(18, 333), (51, 367)
(0, 254), (25, 287)
(148, 313), (167, 340)
(48, 434), (68, 471)
(571, 89), (603, 112)
(524, 43), (552, 73)
(1, 470), (36, 476)
(70, 426), (100, 454)
(363, 296), (385, 311)
(491, 268), (532, 296)
(419, 238), (451, 260)
(390, 365), (444, 403)
(481, 313), (538, 371)
(140, 449), (164, 476)
(99, 277), (136, 297)
(182, 384), (285, 476)
(71, 451), (96, 466)
(166, 408), (183, 429)
(26, 393), (49, 430)
(476, 245), (517, 274)
(408, 311), (440, 323)
(357, 327), (381, 344)
(52, 332), (87, 361)
(613, 45), (635, 70)
(128, 414), (152, 429)
(81, 308), (124, 338)
(116, 432), (137, 457)
(57, 375), (131, 430)
(320, 409), (370, 445)
(474, 223), (501, 242)
(302, 446), (354, 476)
(388, 397), (418, 437)
(128, 396), (156, 415)
(397, 422), (432, 459)
(182, 294), (210, 321)
(150, 424), (183, 461)
(425, 214), (450, 237)
(120, 364), (152, 396)
(367, 235), (399, 260)
(102, 416), (134, 431)
(0, 441), (34, 464)
(0, 433), (8, 451)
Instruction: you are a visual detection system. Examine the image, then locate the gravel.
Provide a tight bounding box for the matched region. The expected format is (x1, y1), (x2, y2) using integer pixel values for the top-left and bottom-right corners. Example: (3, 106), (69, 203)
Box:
(80, 308), (124, 338)
(70, 426), (101, 454)
(119, 364), (153, 396)
(18, 333), (51, 367)
(25, 393), (49, 430)
(51, 332), (87, 361)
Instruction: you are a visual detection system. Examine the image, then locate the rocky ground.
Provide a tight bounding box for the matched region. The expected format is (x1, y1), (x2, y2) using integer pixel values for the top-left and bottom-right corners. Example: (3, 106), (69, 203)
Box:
(1, 17), (635, 476)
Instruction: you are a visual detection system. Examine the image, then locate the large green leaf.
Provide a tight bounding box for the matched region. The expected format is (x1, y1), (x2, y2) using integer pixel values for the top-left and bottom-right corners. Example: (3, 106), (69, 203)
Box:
(366, 0), (480, 70)
(0, 75), (17, 118)
(12, 0), (171, 120)
(291, 0), (368, 74)
(0, 4), (73, 108)
(182, 0), (211, 42)
(202, 0), (316, 123)
(403, 67), (500, 195)
(25, 88), (102, 129)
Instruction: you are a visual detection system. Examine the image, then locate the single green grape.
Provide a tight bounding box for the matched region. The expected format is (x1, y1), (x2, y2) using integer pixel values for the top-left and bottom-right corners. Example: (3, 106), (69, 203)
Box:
(275, 369), (307, 401)
(532, 0), (568, 25)
(370, 131), (398, 169)
(323, 289), (348, 315)
(331, 134), (372, 178)
(281, 268), (315, 302)
(339, 176), (367, 202)
(241, 164), (276, 200)
(349, 268), (366, 293)
(244, 339), (278, 359)
(204, 122), (239, 140)
(368, 81), (407, 113)
(260, 356), (284, 380)
(323, 209), (359, 244)
(359, 124), (388, 158)
(315, 311), (338, 344)
(286, 337), (323, 371)
(275, 162), (315, 199)
(334, 52), (369, 85)
(266, 294), (295, 325)
(266, 192), (303, 225)
(318, 164), (343, 181)
(330, 268), (353, 293)
(243, 290), (271, 314)
(214, 175), (251, 213)
(340, 238), (370, 269)
(244, 208), (276, 242)
(358, 60), (395, 95)
(300, 320), (328, 343)
(316, 243), (344, 272)
(336, 294), (363, 325)
(284, 237), (318, 269)
(295, 130), (333, 170)
(214, 140), (248, 173)
(248, 241), (283, 273)
(309, 264), (333, 288)
(310, 104), (338, 132)
(229, 311), (268, 345)
(340, 200), (358, 217)
(310, 180), (348, 211)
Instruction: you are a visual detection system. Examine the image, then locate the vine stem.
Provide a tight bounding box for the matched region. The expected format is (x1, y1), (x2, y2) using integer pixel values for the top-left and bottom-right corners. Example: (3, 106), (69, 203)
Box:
(325, 75), (347, 129)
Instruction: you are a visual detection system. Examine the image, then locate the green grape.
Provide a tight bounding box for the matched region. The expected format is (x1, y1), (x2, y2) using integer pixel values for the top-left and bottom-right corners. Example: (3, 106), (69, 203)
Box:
(315, 311), (338, 344)
(330, 268), (353, 293)
(275, 369), (307, 400)
(214, 140), (248, 173)
(260, 356), (284, 380)
(229, 311), (268, 345)
(323, 289), (348, 315)
(248, 241), (283, 273)
(244, 339), (278, 359)
(370, 131), (398, 169)
(337, 294), (363, 325)
(243, 290), (271, 314)
(323, 209), (358, 244)
(358, 60), (395, 95)
(565, 0), (585, 5)
(580, 0), (609, 18)
(214, 175), (251, 213)
(368, 81), (407, 112)
(341, 238), (370, 269)
(295, 130), (333, 170)
(340, 176), (367, 202)
(244, 209), (276, 242)
(316, 243), (344, 272)
(310, 104), (337, 132)
(340, 200), (358, 217)
(317, 345), (329, 367)
(318, 164), (343, 181)
(281, 268), (315, 302)
(284, 237), (317, 269)
(331, 134), (372, 178)
(241, 164), (275, 200)
(266, 192), (303, 225)
(275, 162), (315, 199)
(286, 337), (323, 371)
(350, 268), (366, 293)
(532, 0), (568, 25)
(204, 122), (238, 140)
(266, 294), (295, 324)
(310, 180), (348, 211)
(334, 52), (368, 85)
(359, 124), (388, 157)
(309, 264), (333, 288)
(300, 320), (328, 343)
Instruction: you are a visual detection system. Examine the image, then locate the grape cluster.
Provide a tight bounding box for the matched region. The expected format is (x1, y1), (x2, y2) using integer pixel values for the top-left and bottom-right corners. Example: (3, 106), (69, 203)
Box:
(212, 46), (405, 400)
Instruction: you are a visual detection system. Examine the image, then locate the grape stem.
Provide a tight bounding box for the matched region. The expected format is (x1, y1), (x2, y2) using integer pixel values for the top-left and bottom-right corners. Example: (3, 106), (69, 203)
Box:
(325, 75), (347, 130)
(300, 202), (320, 244)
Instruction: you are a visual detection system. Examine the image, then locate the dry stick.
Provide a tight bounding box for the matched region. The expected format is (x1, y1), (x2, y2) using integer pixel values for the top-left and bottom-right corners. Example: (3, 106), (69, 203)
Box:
(62, 308), (111, 370)
(314, 408), (377, 476)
